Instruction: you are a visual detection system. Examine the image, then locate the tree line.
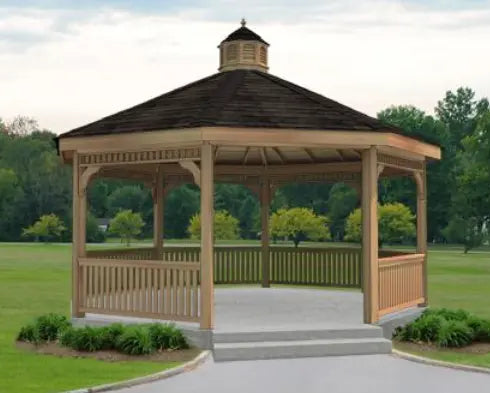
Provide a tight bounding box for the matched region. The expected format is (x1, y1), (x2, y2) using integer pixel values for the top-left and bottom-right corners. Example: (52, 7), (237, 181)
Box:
(0, 87), (488, 251)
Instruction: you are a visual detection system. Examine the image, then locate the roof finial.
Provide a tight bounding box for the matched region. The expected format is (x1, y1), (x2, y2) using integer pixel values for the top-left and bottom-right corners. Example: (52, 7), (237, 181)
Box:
(240, 18), (246, 27)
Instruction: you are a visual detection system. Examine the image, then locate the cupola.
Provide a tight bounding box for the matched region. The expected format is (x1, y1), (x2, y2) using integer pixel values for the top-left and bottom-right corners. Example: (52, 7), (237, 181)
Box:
(218, 19), (269, 73)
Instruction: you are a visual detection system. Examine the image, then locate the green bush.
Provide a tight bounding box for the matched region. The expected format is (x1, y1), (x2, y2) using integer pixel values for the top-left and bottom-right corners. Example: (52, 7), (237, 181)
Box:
(423, 308), (470, 322)
(65, 326), (104, 352)
(18, 315), (189, 356)
(17, 324), (39, 343)
(436, 320), (474, 348)
(17, 313), (70, 343)
(99, 323), (125, 350)
(467, 316), (490, 342)
(395, 308), (490, 348)
(148, 323), (188, 350)
(116, 326), (154, 355)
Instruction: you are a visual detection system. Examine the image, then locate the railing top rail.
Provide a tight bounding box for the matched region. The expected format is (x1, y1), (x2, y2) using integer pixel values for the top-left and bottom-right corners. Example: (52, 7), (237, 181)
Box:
(379, 253), (425, 265)
(79, 257), (200, 270)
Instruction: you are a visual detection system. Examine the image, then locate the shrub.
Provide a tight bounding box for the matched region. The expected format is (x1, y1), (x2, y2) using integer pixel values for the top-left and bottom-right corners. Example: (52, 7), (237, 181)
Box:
(116, 326), (154, 355)
(99, 323), (125, 350)
(424, 308), (470, 322)
(410, 314), (445, 343)
(17, 313), (70, 344)
(435, 320), (474, 348)
(467, 316), (490, 342)
(17, 324), (39, 343)
(59, 326), (77, 348)
(64, 326), (105, 352)
(148, 323), (188, 350)
(35, 314), (70, 341)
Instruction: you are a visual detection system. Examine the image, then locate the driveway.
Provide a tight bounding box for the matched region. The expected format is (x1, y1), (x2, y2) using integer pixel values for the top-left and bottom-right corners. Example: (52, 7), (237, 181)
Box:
(117, 355), (490, 393)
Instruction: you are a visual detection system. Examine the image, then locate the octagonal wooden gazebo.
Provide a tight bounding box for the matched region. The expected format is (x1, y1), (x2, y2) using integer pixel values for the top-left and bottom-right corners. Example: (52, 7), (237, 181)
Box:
(57, 21), (440, 333)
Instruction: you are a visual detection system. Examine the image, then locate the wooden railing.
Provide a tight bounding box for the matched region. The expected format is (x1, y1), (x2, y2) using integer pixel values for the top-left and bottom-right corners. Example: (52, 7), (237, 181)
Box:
(378, 253), (425, 316)
(78, 257), (200, 322)
(270, 247), (362, 287)
(87, 247), (154, 260)
(89, 246), (362, 288)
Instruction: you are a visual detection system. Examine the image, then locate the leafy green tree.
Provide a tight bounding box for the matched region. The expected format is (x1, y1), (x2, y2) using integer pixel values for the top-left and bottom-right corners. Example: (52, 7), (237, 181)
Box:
(109, 210), (144, 246)
(326, 183), (358, 241)
(443, 110), (490, 252)
(344, 203), (415, 247)
(22, 214), (66, 243)
(107, 185), (148, 217)
(164, 185), (199, 238)
(86, 213), (106, 243)
(442, 216), (486, 253)
(188, 210), (240, 240)
(378, 105), (447, 241)
(269, 207), (330, 247)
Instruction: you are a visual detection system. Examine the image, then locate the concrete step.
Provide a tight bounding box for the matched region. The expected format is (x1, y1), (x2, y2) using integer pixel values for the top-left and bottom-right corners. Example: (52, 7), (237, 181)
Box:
(213, 337), (392, 362)
(213, 325), (384, 344)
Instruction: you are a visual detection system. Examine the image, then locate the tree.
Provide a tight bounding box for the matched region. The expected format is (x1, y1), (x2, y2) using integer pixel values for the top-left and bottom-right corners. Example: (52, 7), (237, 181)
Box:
(109, 210), (144, 246)
(344, 203), (416, 247)
(269, 207), (330, 247)
(442, 216), (486, 254)
(22, 214), (66, 243)
(5, 115), (39, 136)
(443, 110), (490, 252)
(326, 183), (358, 241)
(188, 210), (240, 240)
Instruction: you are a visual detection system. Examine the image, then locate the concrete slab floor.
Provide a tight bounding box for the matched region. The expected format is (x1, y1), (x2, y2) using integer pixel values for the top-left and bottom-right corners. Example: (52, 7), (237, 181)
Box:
(214, 287), (365, 331)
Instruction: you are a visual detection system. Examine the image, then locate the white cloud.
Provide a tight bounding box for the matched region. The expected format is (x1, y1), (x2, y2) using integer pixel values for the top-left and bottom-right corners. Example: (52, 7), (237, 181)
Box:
(0, 1), (489, 133)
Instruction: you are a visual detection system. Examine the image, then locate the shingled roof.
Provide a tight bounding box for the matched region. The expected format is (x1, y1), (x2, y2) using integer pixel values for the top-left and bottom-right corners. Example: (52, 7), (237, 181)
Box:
(59, 69), (425, 141)
(221, 25), (269, 45)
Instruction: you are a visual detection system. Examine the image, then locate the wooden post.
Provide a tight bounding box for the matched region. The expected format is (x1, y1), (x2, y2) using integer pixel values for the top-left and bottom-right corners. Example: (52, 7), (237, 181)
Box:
(72, 152), (81, 317)
(153, 166), (164, 260)
(200, 143), (214, 330)
(415, 166), (428, 306)
(260, 177), (270, 288)
(361, 146), (379, 323)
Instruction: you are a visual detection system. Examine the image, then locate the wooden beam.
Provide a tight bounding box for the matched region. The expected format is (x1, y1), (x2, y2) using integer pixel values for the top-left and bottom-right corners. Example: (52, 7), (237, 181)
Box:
(414, 168), (428, 306)
(260, 177), (271, 288)
(179, 161), (201, 187)
(304, 148), (315, 163)
(242, 147), (251, 165)
(334, 150), (345, 161)
(71, 152), (83, 318)
(272, 147), (286, 164)
(214, 146), (220, 161)
(362, 146), (379, 324)
(200, 143), (214, 330)
(260, 148), (268, 166)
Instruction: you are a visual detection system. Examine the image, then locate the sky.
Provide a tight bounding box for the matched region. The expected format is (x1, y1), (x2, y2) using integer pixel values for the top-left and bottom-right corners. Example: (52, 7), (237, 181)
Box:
(1, 0), (489, 134)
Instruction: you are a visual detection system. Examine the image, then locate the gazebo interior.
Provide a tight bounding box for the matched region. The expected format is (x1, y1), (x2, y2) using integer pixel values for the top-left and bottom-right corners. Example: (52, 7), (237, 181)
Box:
(57, 21), (440, 336)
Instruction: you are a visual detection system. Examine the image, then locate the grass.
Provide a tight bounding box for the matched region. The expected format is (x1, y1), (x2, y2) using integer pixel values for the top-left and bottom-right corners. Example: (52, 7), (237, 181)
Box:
(0, 243), (182, 393)
(0, 242), (489, 390)
(394, 342), (490, 369)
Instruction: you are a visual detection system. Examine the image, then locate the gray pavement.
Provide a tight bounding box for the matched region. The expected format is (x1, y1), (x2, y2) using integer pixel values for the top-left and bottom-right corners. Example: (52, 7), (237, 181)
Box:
(215, 287), (364, 330)
(118, 354), (490, 393)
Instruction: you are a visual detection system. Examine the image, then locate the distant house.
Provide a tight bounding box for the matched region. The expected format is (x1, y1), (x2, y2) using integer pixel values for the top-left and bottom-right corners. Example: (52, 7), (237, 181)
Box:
(95, 218), (111, 232)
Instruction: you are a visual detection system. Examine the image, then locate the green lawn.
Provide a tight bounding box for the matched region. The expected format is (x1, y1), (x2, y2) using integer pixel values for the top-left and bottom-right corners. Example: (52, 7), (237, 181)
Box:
(0, 243), (180, 393)
(394, 342), (490, 369)
(0, 242), (489, 391)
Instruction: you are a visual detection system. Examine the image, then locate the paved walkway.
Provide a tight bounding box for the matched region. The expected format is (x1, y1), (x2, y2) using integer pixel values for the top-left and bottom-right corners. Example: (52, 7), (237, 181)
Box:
(118, 355), (490, 393)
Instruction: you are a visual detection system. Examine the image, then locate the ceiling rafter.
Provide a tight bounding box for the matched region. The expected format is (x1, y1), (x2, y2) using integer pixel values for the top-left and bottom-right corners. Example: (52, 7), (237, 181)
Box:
(272, 147), (286, 164)
(304, 148), (316, 163)
(260, 147), (268, 166)
(242, 146), (251, 165)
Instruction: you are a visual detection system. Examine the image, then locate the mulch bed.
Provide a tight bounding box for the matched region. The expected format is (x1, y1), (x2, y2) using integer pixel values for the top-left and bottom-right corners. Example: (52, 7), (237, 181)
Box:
(16, 341), (201, 362)
(395, 340), (490, 355)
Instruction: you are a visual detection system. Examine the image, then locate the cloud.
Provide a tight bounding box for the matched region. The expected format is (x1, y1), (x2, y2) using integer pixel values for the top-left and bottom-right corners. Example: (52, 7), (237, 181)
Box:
(0, 1), (489, 133)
